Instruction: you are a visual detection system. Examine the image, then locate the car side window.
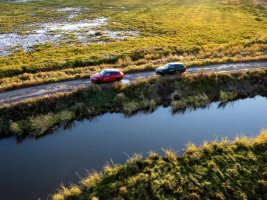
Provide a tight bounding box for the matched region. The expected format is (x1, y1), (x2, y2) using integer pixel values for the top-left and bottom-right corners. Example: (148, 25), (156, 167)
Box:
(175, 64), (181, 69)
(105, 72), (110, 76)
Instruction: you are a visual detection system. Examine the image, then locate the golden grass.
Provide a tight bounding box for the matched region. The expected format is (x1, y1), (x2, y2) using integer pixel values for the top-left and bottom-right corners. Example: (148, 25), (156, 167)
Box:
(0, 0), (266, 91)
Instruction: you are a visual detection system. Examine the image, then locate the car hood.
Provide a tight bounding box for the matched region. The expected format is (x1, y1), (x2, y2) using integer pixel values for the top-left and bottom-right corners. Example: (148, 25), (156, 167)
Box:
(90, 73), (102, 79)
(156, 66), (166, 71)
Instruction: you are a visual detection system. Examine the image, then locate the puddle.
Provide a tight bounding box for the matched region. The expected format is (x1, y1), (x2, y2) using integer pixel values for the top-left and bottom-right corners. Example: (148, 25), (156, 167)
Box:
(121, 79), (130, 84)
(56, 7), (81, 12)
(40, 17), (108, 32)
(0, 16), (139, 56)
(55, 7), (84, 19)
(104, 30), (138, 40)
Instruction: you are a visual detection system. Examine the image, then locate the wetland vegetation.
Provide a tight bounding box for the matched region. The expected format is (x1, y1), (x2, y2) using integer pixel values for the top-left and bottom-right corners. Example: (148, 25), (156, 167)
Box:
(1, 69), (267, 138)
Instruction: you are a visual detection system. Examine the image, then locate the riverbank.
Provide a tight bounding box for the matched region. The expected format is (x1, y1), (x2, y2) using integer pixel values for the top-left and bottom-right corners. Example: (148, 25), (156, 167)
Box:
(1, 60), (266, 105)
(52, 130), (267, 199)
(1, 96), (266, 200)
(1, 69), (267, 137)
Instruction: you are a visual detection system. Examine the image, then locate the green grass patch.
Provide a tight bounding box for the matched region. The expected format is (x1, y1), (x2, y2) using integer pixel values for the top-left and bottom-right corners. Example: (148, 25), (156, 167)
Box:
(0, 0), (266, 90)
(52, 130), (267, 199)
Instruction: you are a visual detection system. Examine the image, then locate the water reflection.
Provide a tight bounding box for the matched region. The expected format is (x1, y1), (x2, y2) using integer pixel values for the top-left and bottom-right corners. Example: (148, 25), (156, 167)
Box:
(7, 95), (263, 143)
(0, 96), (266, 200)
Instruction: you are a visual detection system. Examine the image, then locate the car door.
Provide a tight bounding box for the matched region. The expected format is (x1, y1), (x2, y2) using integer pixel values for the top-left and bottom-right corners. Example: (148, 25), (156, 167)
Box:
(115, 72), (122, 81)
(175, 64), (184, 73)
(109, 72), (117, 82)
(174, 64), (180, 72)
(103, 72), (111, 82)
(168, 65), (175, 73)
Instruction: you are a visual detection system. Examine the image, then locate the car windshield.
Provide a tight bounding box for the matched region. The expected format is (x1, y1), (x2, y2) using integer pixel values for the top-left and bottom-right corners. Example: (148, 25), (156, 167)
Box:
(164, 64), (171, 69)
(99, 70), (106, 76)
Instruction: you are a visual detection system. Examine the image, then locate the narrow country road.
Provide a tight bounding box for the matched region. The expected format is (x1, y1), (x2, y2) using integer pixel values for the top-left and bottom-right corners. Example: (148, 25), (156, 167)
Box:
(0, 60), (266, 105)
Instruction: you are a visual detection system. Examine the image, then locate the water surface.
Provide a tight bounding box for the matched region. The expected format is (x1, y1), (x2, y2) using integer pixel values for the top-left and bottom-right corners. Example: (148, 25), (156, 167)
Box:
(0, 96), (267, 200)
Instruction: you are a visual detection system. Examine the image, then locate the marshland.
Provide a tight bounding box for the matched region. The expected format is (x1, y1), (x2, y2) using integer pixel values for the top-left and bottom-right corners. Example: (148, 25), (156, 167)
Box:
(0, 0), (266, 91)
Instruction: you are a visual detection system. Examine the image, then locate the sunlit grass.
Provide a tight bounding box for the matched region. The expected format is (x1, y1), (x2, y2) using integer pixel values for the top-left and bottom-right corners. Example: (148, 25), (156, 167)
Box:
(52, 130), (267, 200)
(10, 110), (75, 136)
(0, 0), (266, 90)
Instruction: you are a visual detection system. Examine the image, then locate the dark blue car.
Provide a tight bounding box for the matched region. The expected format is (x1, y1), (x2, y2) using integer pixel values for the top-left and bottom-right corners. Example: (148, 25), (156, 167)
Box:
(156, 62), (186, 75)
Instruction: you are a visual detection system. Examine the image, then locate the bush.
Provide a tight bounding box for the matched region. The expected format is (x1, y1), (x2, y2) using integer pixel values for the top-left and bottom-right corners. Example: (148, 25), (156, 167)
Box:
(113, 93), (127, 106)
(123, 101), (140, 115)
(70, 103), (88, 117)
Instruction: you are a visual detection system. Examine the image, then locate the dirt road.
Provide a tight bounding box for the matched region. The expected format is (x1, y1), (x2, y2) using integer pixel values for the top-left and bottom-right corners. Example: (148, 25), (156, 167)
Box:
(0, 60), (266, 105)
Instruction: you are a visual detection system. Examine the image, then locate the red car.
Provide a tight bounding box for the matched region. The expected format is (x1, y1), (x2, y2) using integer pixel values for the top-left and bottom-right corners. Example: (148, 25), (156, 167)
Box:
(90, 69), (124, 84)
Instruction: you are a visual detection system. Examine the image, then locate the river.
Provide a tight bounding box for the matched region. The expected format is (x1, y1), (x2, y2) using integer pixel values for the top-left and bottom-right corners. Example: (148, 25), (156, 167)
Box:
(0, 96), (266, 200)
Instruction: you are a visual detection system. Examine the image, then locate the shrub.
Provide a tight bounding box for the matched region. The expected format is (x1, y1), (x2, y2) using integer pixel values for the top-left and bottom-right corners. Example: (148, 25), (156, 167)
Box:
(70, 103), (88, 117)
(10, 121), (24, 135)
(113, 93), (127, 106)
(123, 101), (140, 115)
